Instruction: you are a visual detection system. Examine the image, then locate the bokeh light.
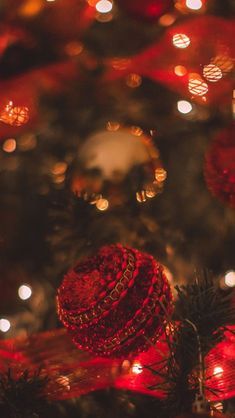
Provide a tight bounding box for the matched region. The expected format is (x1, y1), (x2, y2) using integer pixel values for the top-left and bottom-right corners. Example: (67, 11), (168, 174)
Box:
(213, 366), (223, 377)
(173, 33), (190, 49)
(177, 100), (193, 114)
(186, 0), (203, 10)
(224, 270), (235, 288)
(2, 138), (17, 153)
(18, 284), (32, 300)
(96, 0), (113, 13)
(96, 198), (109, 211)
(0, 318), (11, 332)
(174, 65), (187, 77)
(131, 362), (143, 375)
(203, 64), (223, 82)
(159, 14), (176, 27)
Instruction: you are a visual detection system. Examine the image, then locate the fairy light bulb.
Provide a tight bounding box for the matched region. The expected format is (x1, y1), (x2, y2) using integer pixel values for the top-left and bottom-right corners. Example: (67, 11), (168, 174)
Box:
(177, 100), (193, 114)
(96, 0), (113, 13)
(18, 284), (32, 300)
(173, 33), (190, 49)
(0, 318), (11, 332)
(131, 362), (143, 374)
(186, 0), (203, 10)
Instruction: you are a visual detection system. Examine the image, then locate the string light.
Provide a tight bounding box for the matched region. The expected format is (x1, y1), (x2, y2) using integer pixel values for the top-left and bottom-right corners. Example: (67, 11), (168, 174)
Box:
(18, 284), (32, 300)
(172, 33), (190, 49)
(186, 0), (203, 10)
(95, 0), (113, 13)
(159, 14), (176, 27)
(224, 270), (235, 288)
(177, 100), (193, 114)
(131, 362), (143, 375)
(0, 318), (11, 332)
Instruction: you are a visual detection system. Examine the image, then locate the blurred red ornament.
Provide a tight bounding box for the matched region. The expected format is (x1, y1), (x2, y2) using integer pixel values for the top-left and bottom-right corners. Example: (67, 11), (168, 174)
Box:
(117, 0), (172, 22)
(0, 101), (29, 127)
(204, 123), (235, 209)
(175, 413), (229, 418)
(57, 244), (173, 358)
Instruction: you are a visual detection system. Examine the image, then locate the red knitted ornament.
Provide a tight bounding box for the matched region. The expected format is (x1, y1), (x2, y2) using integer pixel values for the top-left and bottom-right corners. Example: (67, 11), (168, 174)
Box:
(204, 123), (235, 209)
(57, 244), (173, 358)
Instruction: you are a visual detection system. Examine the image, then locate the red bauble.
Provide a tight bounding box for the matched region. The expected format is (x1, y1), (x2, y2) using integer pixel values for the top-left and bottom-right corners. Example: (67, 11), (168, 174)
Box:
(204, 123), (235, 209)
(57, 244), (172, 358)
(117, 0), (172, 22)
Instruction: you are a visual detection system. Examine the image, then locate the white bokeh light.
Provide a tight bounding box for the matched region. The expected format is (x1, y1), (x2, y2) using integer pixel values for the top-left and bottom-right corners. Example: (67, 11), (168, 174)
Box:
(18, 284), (32, 300)
(224, 270), (235, 288)
(96, 0), (113, 13)
(0, 318), (11, 332)
(186, 0), (203, 10)
(177, 100), (193, 114)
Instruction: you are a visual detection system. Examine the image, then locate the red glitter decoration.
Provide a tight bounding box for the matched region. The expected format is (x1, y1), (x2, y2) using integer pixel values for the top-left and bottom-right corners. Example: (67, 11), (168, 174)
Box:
(204, 123), (235, 209)
(57, 244), (173, 358)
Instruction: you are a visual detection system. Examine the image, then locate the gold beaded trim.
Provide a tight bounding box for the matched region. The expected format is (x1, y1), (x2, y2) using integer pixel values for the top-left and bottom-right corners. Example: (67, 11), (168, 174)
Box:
(100, 283), (165, 352)
(62, 252), (136, 326)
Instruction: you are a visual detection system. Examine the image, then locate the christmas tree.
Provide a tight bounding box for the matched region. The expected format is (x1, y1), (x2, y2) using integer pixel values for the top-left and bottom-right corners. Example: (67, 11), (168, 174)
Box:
(0, 0), (234, 417)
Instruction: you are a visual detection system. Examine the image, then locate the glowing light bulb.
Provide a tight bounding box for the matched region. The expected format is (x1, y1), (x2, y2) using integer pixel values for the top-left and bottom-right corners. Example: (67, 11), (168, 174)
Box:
(186, 0), (203, 10)
(224, 270), (235, 287)
(131, 362), (143, 375)
(177, 100), (193, 114)
(213, 366), (223, 376)
(96, 0), (113, 13)
(18, 284), (32, 300)
(0, 318), (11, 332)
(173, 33), (190, 49)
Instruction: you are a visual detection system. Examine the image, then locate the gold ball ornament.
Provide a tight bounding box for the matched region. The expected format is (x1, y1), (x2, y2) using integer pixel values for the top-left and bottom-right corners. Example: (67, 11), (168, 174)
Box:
(203, 64), (223, 82)
(71, 125), (166, 209)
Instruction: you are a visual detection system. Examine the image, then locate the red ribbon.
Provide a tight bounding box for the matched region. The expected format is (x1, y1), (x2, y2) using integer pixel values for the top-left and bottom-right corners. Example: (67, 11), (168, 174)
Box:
(0, 327), (234, 401)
